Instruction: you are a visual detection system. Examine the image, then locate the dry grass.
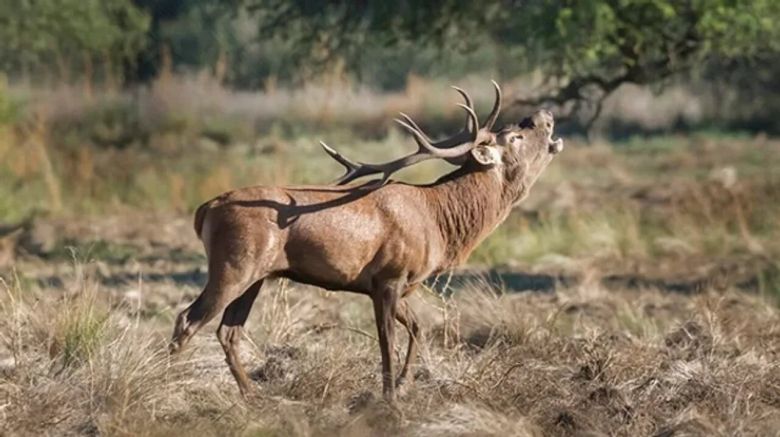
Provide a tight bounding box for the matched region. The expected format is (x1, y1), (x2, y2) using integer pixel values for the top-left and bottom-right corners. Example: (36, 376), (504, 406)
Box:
(1, 263), (778, 436)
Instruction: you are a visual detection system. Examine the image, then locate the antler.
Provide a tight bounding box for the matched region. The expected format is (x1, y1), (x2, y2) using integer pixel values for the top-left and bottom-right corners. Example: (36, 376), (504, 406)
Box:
(396, 80), (501, 153)
(483, 80), (502, 131)
(394, 83), (477, 142)
(321, 105), (478, 186)
(322, 81), (503, 186)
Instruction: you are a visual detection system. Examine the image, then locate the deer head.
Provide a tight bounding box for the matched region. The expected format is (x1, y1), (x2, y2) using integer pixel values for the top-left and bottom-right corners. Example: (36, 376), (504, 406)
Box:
(488, 109), (564, 205)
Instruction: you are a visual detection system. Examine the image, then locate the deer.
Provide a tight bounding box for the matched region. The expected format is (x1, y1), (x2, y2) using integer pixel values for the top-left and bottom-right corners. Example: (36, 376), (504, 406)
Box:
(169, 81), (564, 403)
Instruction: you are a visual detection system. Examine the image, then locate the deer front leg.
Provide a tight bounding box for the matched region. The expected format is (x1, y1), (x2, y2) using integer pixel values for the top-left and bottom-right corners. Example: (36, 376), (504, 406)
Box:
(394, 298), (420, 394)
(371, 281), (400, 402)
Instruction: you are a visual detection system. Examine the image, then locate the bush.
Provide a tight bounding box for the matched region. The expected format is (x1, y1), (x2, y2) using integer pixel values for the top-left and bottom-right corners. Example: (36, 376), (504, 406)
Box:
(0, 76), (22, 125)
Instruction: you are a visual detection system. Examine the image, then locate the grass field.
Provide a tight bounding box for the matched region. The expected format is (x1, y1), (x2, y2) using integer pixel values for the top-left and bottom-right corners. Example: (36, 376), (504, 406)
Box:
(1, 258), (778, 436)
(1, 78), (779, 435)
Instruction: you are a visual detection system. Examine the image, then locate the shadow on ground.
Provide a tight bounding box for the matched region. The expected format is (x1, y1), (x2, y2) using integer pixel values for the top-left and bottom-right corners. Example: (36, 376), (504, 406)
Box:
(28, 264), (765, 296)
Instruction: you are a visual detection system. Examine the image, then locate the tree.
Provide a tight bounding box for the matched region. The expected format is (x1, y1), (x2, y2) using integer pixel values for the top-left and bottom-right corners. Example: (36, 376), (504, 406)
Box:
(128, 0), (242, 81)
(508, 0), (780, 127)
(0, 0), (150, 79)
(246, 0), (780, 127)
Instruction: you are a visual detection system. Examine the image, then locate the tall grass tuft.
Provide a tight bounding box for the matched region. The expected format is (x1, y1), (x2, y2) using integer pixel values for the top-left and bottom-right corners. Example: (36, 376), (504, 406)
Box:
(52, 287), (107, 368)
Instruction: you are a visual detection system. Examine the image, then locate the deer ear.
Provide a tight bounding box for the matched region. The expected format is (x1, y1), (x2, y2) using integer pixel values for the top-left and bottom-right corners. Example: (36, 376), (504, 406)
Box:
(471, 145), (502, 166)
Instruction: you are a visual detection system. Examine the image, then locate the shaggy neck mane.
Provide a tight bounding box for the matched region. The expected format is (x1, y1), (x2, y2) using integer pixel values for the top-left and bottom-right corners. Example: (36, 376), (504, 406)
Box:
(423, 165), (508, 267)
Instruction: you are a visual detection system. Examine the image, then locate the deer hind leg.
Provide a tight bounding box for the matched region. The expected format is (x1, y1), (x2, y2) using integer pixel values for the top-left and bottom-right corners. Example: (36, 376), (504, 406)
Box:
(394, 298), (420, 393)
(371, 281), (401, 402)
(217, 279), (263, 396)
(169, 262), (253, 355)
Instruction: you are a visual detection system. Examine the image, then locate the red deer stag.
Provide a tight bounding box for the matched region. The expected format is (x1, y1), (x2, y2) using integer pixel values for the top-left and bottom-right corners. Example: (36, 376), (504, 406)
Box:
(169, 81), (564, 402)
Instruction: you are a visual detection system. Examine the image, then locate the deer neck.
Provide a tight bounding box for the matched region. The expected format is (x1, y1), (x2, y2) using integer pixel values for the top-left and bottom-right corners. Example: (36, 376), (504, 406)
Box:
(424, 167), (510, 268)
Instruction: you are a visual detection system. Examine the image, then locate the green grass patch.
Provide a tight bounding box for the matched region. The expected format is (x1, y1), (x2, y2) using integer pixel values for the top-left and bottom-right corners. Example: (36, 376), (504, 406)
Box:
(757, 262), (780, 305)
(57, 300), (108, 367)
(49, 239), (142, 264)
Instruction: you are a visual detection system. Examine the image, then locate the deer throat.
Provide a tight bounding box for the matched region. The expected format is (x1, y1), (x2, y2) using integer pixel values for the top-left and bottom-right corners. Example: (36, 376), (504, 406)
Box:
(426, 169), (507, 268)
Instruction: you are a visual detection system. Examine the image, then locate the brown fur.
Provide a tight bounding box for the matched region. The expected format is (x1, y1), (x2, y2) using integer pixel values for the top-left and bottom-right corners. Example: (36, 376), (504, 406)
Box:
(170, 109), (563, 402)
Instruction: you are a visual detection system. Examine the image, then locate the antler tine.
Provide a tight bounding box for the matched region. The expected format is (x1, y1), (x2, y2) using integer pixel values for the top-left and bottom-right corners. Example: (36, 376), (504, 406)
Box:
(394, 118), (465, 157)
(451, 86), (476, 132)
(451, 85), (474, 108)
(456, 103), (479, 139)
(398, 101), (478, 149)
(393, 118), (427, 150)
(394, 105), (477, 158)
(482, 80), (502, 130)
(398, 112), (432, 142)
(397, 85), (478, 150)
(320, 141), (357, 172)
(320, 141), (377, 185)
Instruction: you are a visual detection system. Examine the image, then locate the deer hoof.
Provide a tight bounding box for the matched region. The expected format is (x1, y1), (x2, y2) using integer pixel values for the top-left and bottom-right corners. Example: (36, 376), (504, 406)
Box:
(394, 376), (412, 396)
(168, 341), (182, 355)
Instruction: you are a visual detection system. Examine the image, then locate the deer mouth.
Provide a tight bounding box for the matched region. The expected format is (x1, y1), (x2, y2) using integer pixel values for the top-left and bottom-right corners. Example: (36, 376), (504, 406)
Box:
(548, 137), (564, 155)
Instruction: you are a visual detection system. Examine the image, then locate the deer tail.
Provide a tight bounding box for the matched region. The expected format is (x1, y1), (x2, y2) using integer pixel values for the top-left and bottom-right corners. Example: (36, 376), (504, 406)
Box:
(193, 202), (210, 241)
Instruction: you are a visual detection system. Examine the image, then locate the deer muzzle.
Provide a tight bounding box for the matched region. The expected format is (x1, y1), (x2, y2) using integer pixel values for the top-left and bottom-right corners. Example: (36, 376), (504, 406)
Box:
(549, 138), (564, 155)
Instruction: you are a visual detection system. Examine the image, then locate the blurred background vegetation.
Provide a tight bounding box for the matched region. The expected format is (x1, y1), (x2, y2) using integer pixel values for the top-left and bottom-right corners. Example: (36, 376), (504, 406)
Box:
(0, 0), (778, 290)
(3, 0), (780, 130)
(3, 5), (780, 435)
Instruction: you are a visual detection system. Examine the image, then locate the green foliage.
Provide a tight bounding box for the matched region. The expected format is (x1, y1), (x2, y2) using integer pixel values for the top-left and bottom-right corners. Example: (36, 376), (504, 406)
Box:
(49, 239), (142, 264)
(77, 100), (146, 148)
(244, 1), (506, 82)
(524, 0), (780, 82)
(0, 75), (22, 125)
(758, 262), (780, 305)
(4, 0), (778, 109)
(126, 0), (514, 88)
(0, 0), (149, 75)
(244, 0), (780, 114)
(129, 0), (243, 81)
(200, 116), (253, 146)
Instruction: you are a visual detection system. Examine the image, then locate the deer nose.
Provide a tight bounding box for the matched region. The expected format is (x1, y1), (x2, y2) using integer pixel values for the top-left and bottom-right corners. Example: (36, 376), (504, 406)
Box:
(548, 138), (564, 154)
